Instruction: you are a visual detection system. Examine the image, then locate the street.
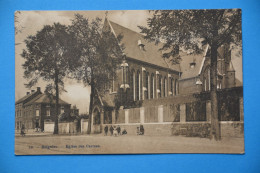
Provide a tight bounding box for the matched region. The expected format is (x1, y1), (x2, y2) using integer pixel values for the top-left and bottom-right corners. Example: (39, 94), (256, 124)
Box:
(15, 134), (244, 155)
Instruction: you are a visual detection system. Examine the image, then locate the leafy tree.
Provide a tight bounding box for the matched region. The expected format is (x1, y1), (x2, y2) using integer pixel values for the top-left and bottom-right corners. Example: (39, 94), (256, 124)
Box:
(139, 9), (242, 140)
(21, 23), (81, 134)
(70, 15), (123, 134)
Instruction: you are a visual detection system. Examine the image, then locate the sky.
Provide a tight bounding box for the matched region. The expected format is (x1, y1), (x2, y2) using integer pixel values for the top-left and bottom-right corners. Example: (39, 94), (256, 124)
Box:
(15, 10), (243, 114)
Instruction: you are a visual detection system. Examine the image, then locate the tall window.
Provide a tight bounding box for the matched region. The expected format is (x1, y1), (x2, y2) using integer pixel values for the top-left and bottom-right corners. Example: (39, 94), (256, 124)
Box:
(46, 104), (50, 116)
(158, 75), (162, 98)
(170, 78), (174, 95)
(136, 71), (140, 100)
(145, 72), (149, 99)
(151, 74), (154, 99)
(208, 68), (211, 91)
(164, 77), (167, 97)
(174, 79), (177, 95)
(61, 106), (64, 114)
(132, 71), (135, 101)
(46, 109), (50, 116)
(36, 109), (39, 117)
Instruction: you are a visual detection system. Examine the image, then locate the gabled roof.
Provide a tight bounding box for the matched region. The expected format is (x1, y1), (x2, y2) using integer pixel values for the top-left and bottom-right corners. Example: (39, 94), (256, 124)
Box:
(24, 93), (69, 106)
(179, 45), (209, 79)
(15, 91), (42, 104)
(105, 19), (181, 73)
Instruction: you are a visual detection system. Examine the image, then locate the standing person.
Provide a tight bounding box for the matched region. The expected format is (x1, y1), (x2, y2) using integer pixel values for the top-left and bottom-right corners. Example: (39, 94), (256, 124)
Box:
(113, 126), (118, 137)
(104, 125), (108, 136)
(20, 124), (25, 136)
(140, 124), (144, 135)
(109, 125), (113, 136)
(116, 125), (121, 135)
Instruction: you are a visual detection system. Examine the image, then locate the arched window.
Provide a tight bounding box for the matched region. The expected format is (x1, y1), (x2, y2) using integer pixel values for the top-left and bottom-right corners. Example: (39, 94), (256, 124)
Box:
(151, 74), (154, 99)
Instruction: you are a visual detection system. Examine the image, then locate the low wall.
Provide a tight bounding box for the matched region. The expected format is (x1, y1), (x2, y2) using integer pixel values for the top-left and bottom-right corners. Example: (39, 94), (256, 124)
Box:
(81, 119), (88, 133)
(58, 122), (77, 134)
(44, 122), (54, 133)
(220, 121), (244, 138)
(102, 121), (244, 138)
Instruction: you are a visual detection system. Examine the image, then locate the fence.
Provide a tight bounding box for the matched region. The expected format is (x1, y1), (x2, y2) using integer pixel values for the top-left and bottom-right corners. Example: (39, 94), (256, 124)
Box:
(103, 87), (244, 138)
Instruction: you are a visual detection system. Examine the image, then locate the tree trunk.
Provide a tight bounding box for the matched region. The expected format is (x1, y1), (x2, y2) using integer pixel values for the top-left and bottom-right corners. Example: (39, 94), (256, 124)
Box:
(87, 75), (95, 134)
(53, 69), (59, 134)
(210, 42), (221, 141)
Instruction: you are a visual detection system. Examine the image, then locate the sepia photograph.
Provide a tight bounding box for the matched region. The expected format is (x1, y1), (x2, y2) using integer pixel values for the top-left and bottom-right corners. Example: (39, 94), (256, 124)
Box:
(15, 9), (243, 155)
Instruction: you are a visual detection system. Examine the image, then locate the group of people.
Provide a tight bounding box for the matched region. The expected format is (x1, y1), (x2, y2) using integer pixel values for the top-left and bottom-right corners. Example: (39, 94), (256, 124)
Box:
(103, 124), (145, 136)
(104, 125), (127, 137)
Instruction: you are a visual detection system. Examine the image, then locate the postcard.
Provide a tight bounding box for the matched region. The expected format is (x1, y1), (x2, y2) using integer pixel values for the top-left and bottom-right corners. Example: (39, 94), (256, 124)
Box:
(15, 9), (243, 155)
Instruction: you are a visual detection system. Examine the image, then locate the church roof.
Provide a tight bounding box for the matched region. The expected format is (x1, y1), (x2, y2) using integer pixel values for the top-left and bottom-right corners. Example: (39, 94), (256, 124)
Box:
(106, 19), (181, 73)
(179, 45), (209, 79)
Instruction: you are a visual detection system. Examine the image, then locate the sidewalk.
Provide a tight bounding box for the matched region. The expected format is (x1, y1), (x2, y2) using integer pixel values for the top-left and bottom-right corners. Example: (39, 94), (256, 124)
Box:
(15, 130), (53, 137)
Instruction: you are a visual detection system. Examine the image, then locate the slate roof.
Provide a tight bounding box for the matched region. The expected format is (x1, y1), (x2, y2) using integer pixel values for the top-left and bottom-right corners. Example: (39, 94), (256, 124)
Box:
(107, 19), (181, 73)
(15, 91), (41, 104)
(179, 45), (209, 79)
(24, 93), (70, 106)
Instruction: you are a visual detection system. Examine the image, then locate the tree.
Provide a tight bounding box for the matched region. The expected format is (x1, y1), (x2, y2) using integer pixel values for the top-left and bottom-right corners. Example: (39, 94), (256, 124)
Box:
(21, 23), (81, 134)
(70, 15), (123, 134)
(139, 9), (242, 140)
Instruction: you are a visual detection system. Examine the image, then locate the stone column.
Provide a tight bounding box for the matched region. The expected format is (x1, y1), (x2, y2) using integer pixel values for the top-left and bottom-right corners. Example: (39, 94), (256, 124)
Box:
(180, 104), (186, 123)
(239, 97), (244, 121)
(158, 105), (164, 123)
(125, 109), (129, 124)
(206, 101), (211, 122)
(140, 107), (145, 124)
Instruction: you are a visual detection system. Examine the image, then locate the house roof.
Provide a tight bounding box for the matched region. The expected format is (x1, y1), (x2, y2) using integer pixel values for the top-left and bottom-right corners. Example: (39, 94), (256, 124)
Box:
(106, 19), (181, 73)
(15, 91), (41, 104)
(24, 93), (69, 106)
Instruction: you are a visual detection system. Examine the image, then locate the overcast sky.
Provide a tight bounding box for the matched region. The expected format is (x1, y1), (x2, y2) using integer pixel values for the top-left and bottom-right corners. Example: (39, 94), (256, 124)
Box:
(15, 10), (243, 114)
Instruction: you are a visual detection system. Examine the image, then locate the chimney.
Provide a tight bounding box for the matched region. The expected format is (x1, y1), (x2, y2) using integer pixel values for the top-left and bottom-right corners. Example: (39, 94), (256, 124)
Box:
(31, 90), (35, 93)
(138, 40), (145, 50)
(37, 87), (41, 92)
(26, 92), (30, 95)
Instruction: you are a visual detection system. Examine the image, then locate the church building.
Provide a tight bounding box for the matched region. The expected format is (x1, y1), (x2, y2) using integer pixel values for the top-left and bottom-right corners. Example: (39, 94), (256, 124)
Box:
(90, 19), (242, 135)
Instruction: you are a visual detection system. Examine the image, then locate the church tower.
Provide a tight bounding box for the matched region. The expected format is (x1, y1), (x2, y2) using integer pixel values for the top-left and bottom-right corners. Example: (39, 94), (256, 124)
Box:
(226, 61), (236, 88)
